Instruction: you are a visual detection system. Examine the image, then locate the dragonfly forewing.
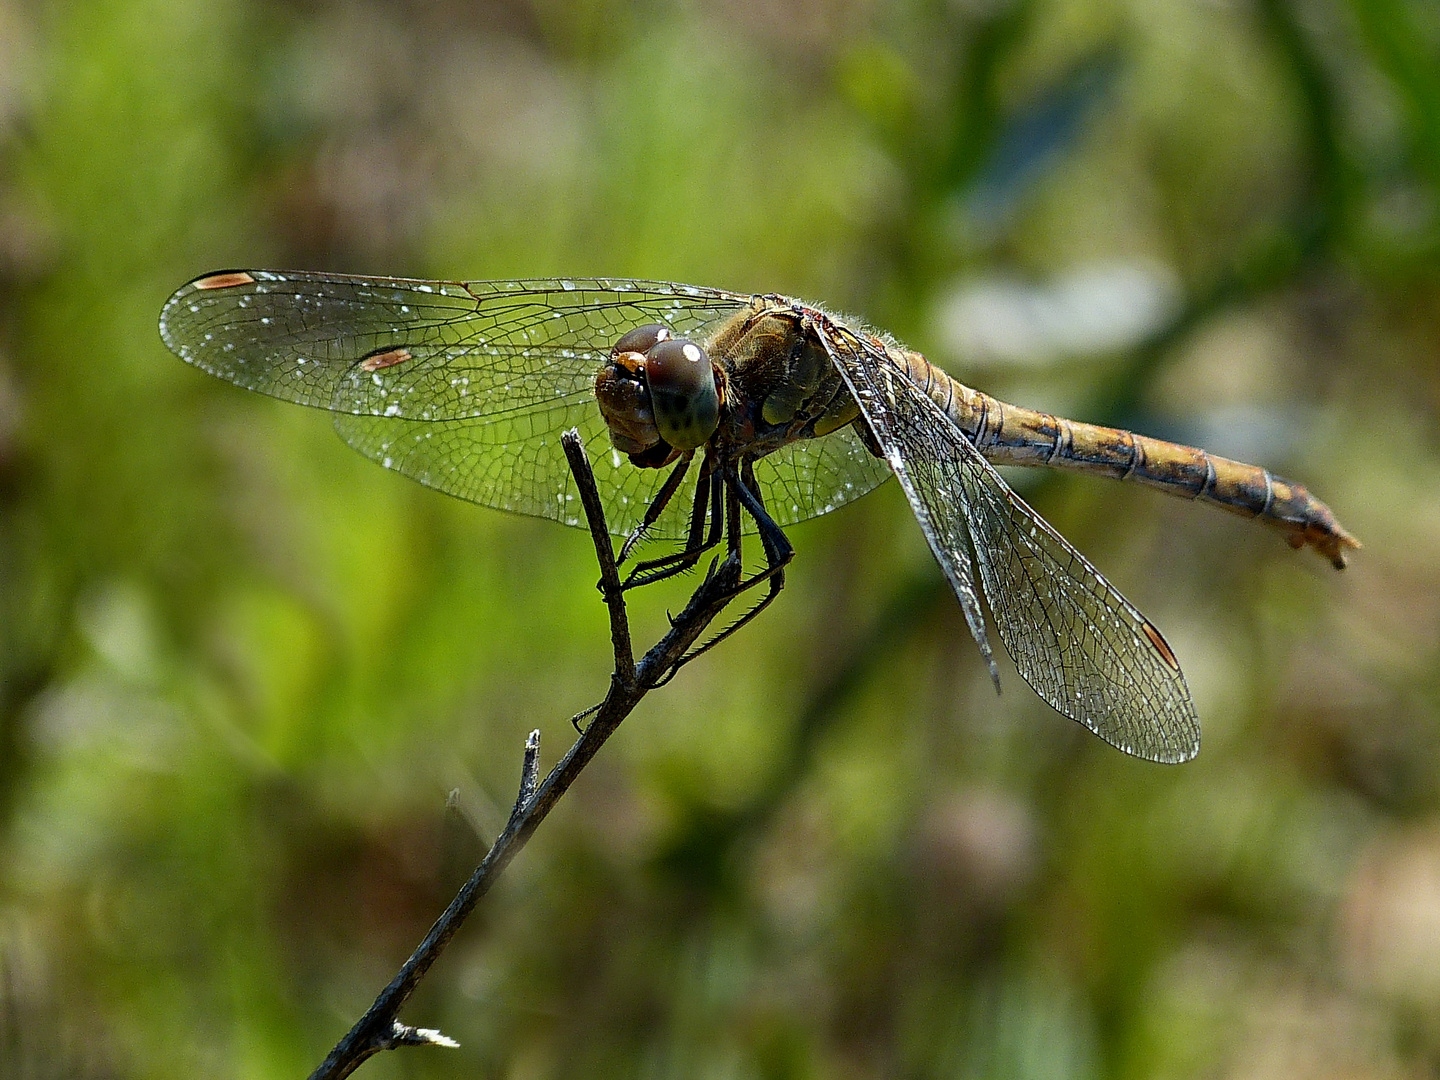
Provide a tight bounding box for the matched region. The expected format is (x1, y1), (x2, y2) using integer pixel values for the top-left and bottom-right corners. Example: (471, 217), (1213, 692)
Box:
(159, 271), (892, 537)
(816, 319), (1201, 764)
(159, 271), (753, 418)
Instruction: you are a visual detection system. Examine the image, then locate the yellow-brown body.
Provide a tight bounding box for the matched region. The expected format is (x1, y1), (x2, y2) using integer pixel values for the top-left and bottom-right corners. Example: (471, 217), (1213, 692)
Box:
(693, 301), (1358, 569)
(885, 349), (1358, 569)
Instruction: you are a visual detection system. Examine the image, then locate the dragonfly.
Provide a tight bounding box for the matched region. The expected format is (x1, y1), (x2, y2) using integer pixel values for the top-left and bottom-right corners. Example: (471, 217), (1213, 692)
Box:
(159, 271), (1359, 764)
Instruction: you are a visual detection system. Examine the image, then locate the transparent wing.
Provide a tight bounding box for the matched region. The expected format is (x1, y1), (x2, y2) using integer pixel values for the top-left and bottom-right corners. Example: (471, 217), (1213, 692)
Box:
(817, 318), (1200, 764)
(335, 403), (896, 538)
(160, 270), (893, 538)
(332, 410), (710, 536)
(159, 270), (752, 416)
(753, 423), (893, 529)
(159, 270), (752, 536)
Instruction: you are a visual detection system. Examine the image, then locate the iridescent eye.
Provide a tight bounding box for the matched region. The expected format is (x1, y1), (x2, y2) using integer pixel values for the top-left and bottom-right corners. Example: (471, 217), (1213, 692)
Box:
(644, 338), (719, 451)
(612, 323), (672, 357)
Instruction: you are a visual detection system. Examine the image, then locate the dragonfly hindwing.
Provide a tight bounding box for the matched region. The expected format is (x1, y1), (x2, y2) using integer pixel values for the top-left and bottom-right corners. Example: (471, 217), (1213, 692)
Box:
(814, 316), (1200, 764)
(814, 322), (998, 687)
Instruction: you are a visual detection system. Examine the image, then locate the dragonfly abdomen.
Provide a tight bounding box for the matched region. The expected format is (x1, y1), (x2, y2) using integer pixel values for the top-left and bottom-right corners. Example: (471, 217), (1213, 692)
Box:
(890, 350), (1360, 569)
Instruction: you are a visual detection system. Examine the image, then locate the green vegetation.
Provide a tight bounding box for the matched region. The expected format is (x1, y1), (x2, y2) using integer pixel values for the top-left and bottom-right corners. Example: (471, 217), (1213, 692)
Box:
(1, 0), (1436, 1076)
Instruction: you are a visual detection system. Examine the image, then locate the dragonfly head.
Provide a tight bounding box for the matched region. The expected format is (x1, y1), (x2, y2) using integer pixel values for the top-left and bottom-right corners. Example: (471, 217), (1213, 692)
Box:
(595, 323), (721, 463)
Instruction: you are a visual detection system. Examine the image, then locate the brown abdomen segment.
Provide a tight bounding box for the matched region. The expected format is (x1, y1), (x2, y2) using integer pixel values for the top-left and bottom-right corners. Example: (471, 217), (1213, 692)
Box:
(890, 350), (1360, 569)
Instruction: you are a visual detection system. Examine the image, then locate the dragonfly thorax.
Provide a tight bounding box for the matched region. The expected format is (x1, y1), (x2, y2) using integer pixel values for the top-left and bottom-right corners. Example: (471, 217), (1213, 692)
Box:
(595, 322), (722, 467)
(706, 306), (866, 451)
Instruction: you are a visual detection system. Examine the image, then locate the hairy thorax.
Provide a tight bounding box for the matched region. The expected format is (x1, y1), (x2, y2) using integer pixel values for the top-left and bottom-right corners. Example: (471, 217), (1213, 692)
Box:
(594, 299), (873, 471)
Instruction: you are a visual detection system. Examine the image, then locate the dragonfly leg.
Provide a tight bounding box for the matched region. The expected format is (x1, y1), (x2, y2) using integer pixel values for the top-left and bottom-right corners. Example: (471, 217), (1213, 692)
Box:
(622, 449), (725, 590)
(655, 460), (794, 682)
(618, 452), (692, 566)
(733, 458), (793, 591)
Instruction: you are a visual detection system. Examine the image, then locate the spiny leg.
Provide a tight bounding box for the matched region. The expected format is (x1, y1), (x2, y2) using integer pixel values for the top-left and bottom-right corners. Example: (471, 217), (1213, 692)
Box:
(623, 473), (710, 589)
(738, 457), (792, 592)
(622, 468), (709, 589)
(657, 460), (795, 682)
(685, 460), (793, 656)
(623, 448), (725, 590)
(652, 475), (745, 685)
(618, 452), (692, 566)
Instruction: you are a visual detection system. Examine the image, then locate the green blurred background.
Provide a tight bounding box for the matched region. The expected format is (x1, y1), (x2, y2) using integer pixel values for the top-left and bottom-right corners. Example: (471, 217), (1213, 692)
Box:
(0, 0), (1436, 1076)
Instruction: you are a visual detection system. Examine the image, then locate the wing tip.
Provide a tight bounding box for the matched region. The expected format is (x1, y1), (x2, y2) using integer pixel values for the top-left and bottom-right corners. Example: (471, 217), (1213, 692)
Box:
(159, 270), (260, 351)
(1154, 737), (1201, 765)
(1122, 724), (1201, 765)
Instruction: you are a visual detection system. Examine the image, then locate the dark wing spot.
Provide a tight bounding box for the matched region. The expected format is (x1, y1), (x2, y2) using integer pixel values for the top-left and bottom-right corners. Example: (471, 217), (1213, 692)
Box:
(360, 347), (414, 372)
(194, 271), (256, 290)
(1141, 620), (1180, 672)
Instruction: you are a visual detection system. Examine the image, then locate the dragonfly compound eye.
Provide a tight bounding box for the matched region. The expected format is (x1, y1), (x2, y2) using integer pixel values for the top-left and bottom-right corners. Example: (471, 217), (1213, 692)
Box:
(594, 361), (660, 455)
(644, 338), (719, 451)
(611, 322), (672, 357)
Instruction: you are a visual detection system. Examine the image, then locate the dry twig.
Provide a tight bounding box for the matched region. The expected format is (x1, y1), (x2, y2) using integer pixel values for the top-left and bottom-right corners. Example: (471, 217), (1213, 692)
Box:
(308, 429), (739, 1080)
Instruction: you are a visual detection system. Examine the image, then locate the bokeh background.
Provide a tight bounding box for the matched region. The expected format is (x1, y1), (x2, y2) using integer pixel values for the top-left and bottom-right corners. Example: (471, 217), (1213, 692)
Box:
(0, 0), (1436, 1076)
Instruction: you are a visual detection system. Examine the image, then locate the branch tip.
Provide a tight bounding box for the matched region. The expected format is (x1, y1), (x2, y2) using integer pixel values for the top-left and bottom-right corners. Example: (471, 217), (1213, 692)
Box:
(513, 729), (542, 817)
(384, 1021), (459, 1050)
(562, 428), (635, 681)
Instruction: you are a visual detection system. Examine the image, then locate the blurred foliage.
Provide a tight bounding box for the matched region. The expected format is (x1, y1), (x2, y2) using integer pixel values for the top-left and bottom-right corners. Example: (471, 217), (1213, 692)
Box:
(0, 0), (1437, 1077)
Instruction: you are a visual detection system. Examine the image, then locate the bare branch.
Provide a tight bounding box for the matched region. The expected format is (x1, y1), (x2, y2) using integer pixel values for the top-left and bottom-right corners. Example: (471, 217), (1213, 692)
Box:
(564, 430), (634, 684)
(512, 729), (541, 820)
(307, 430), (736, 1080)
